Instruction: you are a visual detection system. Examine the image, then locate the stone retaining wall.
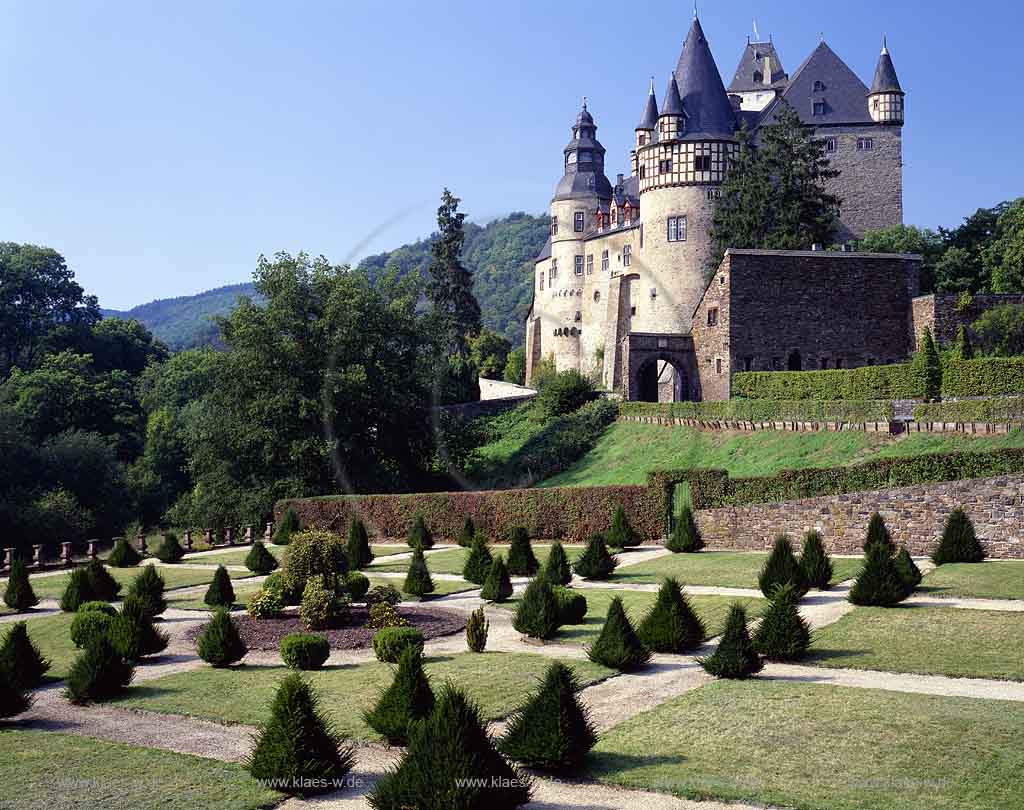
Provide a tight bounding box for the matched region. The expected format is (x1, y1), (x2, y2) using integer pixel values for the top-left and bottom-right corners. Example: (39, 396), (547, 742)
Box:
(618, 415), (1023, 435)
(696, 474), (1024, 559)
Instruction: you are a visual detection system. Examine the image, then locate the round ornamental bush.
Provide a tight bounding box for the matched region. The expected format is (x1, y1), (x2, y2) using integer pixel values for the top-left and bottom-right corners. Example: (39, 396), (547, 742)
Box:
(373, 626), (425, 663)
(264, 572), (300, 606)
(301, 576), (342, 631)
(341, 571), (370, 601)
(280, 633), (331, 671)
(154, 533), (185, 563)
(365, 584), (402, 608)
(553, 587), (587, 626)
(247, 587), (285, 620)
(78, 601), (117, 617)
(59, 568), (97, 613)
(366, 602), (408, 630)
(283, 530), (349, 597)
(70, 609), (113, 649)
(84, 559), (122, 602)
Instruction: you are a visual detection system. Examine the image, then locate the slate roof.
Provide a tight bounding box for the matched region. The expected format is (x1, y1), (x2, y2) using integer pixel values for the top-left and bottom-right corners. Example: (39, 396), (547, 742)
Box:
(728, 40), (789, 93)
(637, 83), (660, 130)
(870, 44), (903, 94)
(674, 17), (738, 140)
(778, 42), (873, 126)
(535, 235), (552, 263)
(660, 73), (684, 116)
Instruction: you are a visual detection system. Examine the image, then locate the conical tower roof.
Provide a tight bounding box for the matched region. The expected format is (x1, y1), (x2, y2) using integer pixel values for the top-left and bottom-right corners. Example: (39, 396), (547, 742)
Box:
(660, 73), (684, 116)
(870, 39), (903, 94)
(637, 80), (659, 130)
(674, 17), (736, 139)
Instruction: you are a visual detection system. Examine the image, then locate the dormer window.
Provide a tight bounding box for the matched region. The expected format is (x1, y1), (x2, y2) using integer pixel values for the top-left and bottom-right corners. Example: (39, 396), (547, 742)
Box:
(813, 101), (826, 116)
(567, 152), (577, 165)
(638, 133), (647, 146)
(813, 80), (826, 92)
(753, 71), (763, 84)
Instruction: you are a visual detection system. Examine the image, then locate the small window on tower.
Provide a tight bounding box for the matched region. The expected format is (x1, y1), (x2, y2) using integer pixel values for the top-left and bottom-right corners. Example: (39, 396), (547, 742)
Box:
(716, 358), (723, 374)
(873, 98), (880, 111)
(857, 138), (874, 151)
(601, 250), (609, 272)
(575, 256), (584, 276)
(551, 258), (558, 277)
(640, 166), (646, 179)
(694, 155), (712, 172)
(638, 134), (647, 146)
(813, 101), (826, 116)
(623, 245), (632, 267)
(575, 311), (582, 322)
(574, 212), (585, 232)
(753, 71), (763, 84)
(813, 80), (826, 92)
(539, 272), (544, 291)
(586, 254), (594, 275)
(667, 216), (687, 242)
(707, 308), (719, 327)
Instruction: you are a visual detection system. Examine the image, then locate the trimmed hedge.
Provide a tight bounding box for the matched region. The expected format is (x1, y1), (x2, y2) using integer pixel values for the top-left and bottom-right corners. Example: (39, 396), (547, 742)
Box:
(373, 627), (424, 664)
(733, 364), (922, 401)
(620, 399), (895, 422)
(942, 358), (1024, 398)
(913, 396), (1024, 423)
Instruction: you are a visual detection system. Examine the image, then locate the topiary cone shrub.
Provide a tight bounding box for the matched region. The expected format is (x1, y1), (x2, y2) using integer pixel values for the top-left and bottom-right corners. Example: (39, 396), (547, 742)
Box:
(480, 556), (513, 602)
(586, 596), (650, 671)
(799, 530), (833, 590)
(280, 633), (330, 671)
(247, 673), (355, 796)
(367, 683), (531, 810)
(64, 636), (135, 704)
(0, 666), (31, 719)
(913, 327), (943, 403)
(849, 542), (908, 607)
(636, 577), (706, 653)
(461, 535), (493, 585)
(246, 541), (279, 575)
(197, 608), (248, 667)
(109, 594), (169, 661)
(698, 603), (763, 679)
(457, 516), (476, 548)
(465, 607), (488, 653)
(553, 587), (587, 625)
(932, 508), (986, 565)
(274, 507), (301, 546)
(346, 519), (374, 570)
(572, 535), (617, 581)
(864, 512), (894, 555)
(0, 621), (51, 689)
(3, 558), (38, 612)
(59, 568), (96, 613)
(364, 646), (435, 746)
(204, 565), (236, 608)
(667, 505), (704, 553)
(407, 514), (434, 550)
(85, 558), (121, 602)
(894, 546), (922, 594)
(506, 527), (539, 576)
(758, 535), (807, 598)
(752, 583), (812, 662)
(498, 661), (597, 772)
(512, 576), (560, 641)
(108, 537), (142, 568)
(403, 547), (435, 599)
(606, 505), (640, 549)
(543, 541), (572, 586)
(128, 565), (167, 619)
(154, 533), (185, 563)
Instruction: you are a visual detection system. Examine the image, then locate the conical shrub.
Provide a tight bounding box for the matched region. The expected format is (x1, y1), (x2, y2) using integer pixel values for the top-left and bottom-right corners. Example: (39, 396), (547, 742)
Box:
(0, 666), (31, 719)
(894, 546), (922, 594)
(128, 565), (167, 619)
(0, 621), (50, 688)
(108, 594), (169, 661)
(403, 547), (435, 598)
(480, 556), (513, 602)
(586, 596), (650, 671)
(512, 576), (560, 640)
(753, 583), (812, 662)
(364, 645), (435, 745)
(543, 541), (572, 586)
(154, 533), (185, 563)
(698, 604), (763, 679)
(108, 537), (142, 567)
(498, 661), (597, 772)
(799, 530), (833, 590)
(572, 535), (617, 581)
(758, 535), (807, 598)
(666, 505), (704, 553)
(3, 558), (38, 612)
(367, 683), (531, 810)
(636, 578), (706, 653)
(465, 607), (488, 653)
(506, 527), (539, 576)
(204, 565), (236, 607)
(64, 636), (134, 704)
(932, 508), (986, 565)
(407, 514), (433, 550)
(248, 673), (355, 795)
(461, 535), (493, 585)
(346, 519), (374, 570)
(59, 568), (96, 613)
(85, 558), (122, 602)
(864, 512), (894, 555)
(246, 541), (279, 575)
(457, 517), (476, 548)
(197, 608), (247, 667)
(274, 507), (301, 546)
(849, 542), (908, 607)
(606, 505), (640, 549)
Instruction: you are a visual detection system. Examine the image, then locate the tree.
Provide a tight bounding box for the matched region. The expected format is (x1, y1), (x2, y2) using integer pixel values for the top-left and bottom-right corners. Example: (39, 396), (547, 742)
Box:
(408, 514), (434, 550)
(503, 348), (526, 385)
(606, 505), (640, 549)
(60, 568), (96, 613)
(544, 541), (573, 586)
(935, 202), (1011, 293)
(864, 512), (895, 555)
(346, 519), (374, 570)
(636, 578), (706, 653)
(204, 565), (236, 607)
(799, 530), (833, 590)
(586, 596), (650, 671)
(274, 507), (301, 546)
(506, 527), (539, 576)
(667, 505), (704, 553)
(428, 189), (482, 359)
(951, 324), (975, 360)
(465, 607), (488, 652)
(403, 547), (435, 598)
(64, 636), (134, 704)
(932, 508), (986, 565)
(128, 565), (167, 618)
(573, 535), (617, 581)
(108, 537), (142, 567)
(697, 604), (763, 679)
(154, 532), (184, 563)
(986, 198), (1024, 293)
(197, 608), (248, 667)
(911, 329), (943, 401)
(0, 621), (50, 688)
(363, 646), (435, 745)
(972, 304), (1024, 357)
(3, 558), (38, 612)
(758, 535), (807, 598)
(480, 556), (513, 602)
(512, 576), (560, 640)
(462, 535), (493, 585)
(534, 369), (595, 417)
(469, 328), (511, 380)
(246, 541), (279, 575)
(894, 546), (922, 594)
(108, 595), (169, 661)
(848, 542), (907, 607)
(856, 225), (944, 292)
(0, 667), (30, 720)
(752, 583), (812, 661)
(457, 516), (475, 548)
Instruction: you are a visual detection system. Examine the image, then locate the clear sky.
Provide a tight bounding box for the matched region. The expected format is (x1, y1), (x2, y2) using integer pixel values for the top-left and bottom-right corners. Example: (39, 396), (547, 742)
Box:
(2, 1), (1021, 309)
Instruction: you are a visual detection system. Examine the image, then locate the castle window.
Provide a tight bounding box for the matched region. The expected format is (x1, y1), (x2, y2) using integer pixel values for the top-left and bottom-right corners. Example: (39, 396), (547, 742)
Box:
(575, 311), (582, 322)
(813, 80), (826, 92)
(630, 305), (637, 316)
(551, 218), (558, 235)
(694, 155), (712, 172)
(539, 272), (544, 291)
(825, 138), (837, 152)
(586, 254), (594, 275)
(623, 245), (632, 267)
(658, 159), (673, 174)
(753, 71), (763, 84)
(601, 250), (609, 271)
(707, 188), (722, 200)
(857, 138), (874, 151)
(716, 358), (723, 374)
(593, 291), (601, 303)
(707, 308), (719, 327)
(638, 134), (647, 146)
(813, 101), (826, 116)
(574, 212), (585, 232)
(575, 255), (584, 276)
(743, 357), (753, 372)
(639, 166), (646, 179)
(551, 258), (558, 277)
(667, 215), (687, 242)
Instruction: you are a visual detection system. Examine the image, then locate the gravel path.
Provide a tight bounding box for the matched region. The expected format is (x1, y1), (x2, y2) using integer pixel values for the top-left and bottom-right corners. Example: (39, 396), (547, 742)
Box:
(904, 593), (1024, 612)
(0, 601), (61, 623)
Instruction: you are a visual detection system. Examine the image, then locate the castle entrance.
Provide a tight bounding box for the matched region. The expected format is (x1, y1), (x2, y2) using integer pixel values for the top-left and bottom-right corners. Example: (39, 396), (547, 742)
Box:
(622, 333), (698, 402)
(637, 358), (689, 402)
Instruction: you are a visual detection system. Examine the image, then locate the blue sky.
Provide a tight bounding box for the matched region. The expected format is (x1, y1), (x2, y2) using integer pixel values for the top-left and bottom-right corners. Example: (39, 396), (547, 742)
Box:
(2, 1), (1021, 309)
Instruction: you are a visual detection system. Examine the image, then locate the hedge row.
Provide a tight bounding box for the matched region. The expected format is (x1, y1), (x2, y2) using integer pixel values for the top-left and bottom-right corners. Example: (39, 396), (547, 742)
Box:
(619, 399), (894, 422)
(732, 364), (923, 401)
(279, 484), (665, 544)
(913, 397), (1024, 423)
(941, 358), (1024, 398)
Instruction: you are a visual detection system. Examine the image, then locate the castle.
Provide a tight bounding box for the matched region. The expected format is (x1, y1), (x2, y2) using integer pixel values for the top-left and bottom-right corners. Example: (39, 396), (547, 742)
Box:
(524, 15), (919, 402)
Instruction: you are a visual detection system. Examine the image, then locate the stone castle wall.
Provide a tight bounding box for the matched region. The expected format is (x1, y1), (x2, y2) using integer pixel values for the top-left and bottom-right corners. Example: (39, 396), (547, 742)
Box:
(911, 293), (1024, 349)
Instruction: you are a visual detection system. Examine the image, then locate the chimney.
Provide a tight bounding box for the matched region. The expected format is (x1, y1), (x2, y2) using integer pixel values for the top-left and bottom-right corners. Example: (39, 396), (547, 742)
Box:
(616, 173), (624, 186)
(763, 54), (772, 85)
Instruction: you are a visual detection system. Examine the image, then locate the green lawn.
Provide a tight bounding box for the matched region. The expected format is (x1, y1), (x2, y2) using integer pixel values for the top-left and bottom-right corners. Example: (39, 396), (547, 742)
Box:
(369, 544), (585, 575)
(115, 651), (612, 741)
(590, 680), (1024, 810)
(0, 731), (279, 810)
(613, 550), (862, 589)
(921, 561), (1024, 601)
(182, 544), (408, 567)
(810, 605), (1024, 680)
(496, 588), (766, 645)
(1, 612), (78, 680)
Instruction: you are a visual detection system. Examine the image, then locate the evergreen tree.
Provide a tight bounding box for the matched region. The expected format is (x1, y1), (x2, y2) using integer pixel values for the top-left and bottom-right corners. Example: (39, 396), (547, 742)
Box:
(0, 665), (31, 719)
(849, 542), (908, 607)
(403, 547), (435, 598)
(363, 646), (435, 745)
(457, 516), (476, 548)
(572, 535), (617, 581)
(952, 324), (975, 360)
(204, 565), (236, 607)
(932, 508), (986, 564)
(667, 505), (704, 553)
(64, 636), (134, 704)
(512, 576), (560, 640)
(108, 537), (142, 567)
(197, 608), (248, 667)
(636, 578), (706, 653)
(554, 587), (588, 625)
(59, 568), (96, 613)
(498, 661), (597, 772)
(799, 530), (833, 590)
(346, 519), (374, 569)
(3, 558), (38, 612)
(85, 558), (121, 602)
(757, 535), (807, 598)
(367, 683), (531, 810)
(543, 541), (573, 586)
(697, 604), (763, 679)
(0, 621), (50, 688)
(506, 527), (539, 576)
(710, 124), (775, 268)
(864, 512), (895, 555)
(154, 533), (185, 563)
(894, 546), (922, 595)
(480, 556), (513, 602)
(247, 673), (355, 795)
(246, 541), (279, 575)
(408, 514), (434, 550)
(128, 565), (167, 619)
(108, 594), (169, 661)
(912, 328), (943, 402)
(465, 607), (488, 652)
(606, 505), (640, 549)
(274, 507), (301, 546)
(586, 596), (650, 671)
(752, 583), (812, 662)
(461, 535), (493, 585)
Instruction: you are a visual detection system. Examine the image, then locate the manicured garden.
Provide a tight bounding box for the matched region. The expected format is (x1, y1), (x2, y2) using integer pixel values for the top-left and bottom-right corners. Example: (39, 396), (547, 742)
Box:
(920, 560), (1024, 600)
(368, 544), (585, 575)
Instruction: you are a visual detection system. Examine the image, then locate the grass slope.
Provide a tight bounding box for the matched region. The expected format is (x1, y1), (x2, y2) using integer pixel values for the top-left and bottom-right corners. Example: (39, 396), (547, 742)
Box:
(368, 544), (584, 575)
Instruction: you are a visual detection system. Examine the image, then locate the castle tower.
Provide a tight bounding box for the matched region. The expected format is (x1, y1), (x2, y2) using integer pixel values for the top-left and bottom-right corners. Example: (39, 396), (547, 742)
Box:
(868, 38), (905, 124)
(631, 79), (659, 177)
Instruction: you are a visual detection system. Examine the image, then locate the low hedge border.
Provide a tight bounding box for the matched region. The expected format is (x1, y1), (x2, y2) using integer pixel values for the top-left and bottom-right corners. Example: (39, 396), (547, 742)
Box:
(942, 358), (1024, 398)
(619, 400), (894, 422)
(913, 397), (1024, 423)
